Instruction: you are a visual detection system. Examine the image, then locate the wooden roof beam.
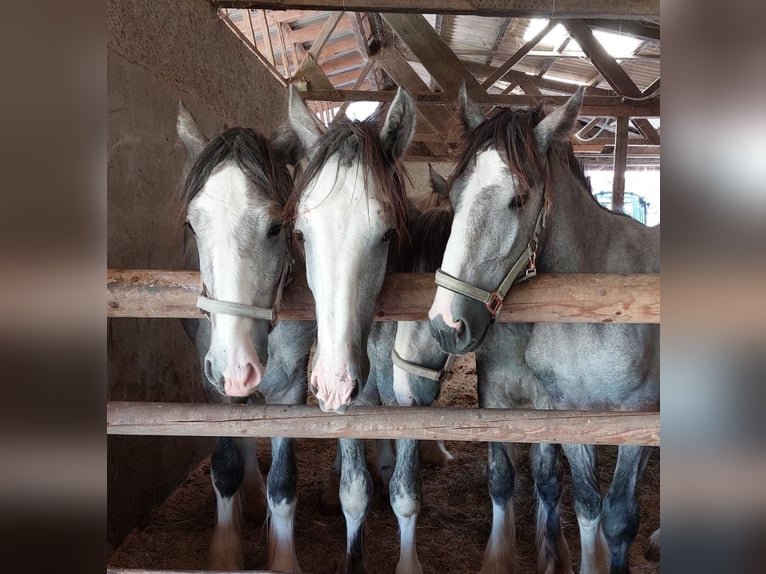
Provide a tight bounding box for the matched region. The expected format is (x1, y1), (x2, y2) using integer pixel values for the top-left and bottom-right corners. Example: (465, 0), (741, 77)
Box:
(212, 1), (659, 18)
(564, 19), (660, 142)
(381, 13), (484, 98)
(301, 90), (659, 117)
(481, 19), (559, 89)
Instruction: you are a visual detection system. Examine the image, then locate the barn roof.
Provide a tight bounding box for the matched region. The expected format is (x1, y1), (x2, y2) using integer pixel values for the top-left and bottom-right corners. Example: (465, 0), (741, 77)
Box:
(214, 3), (660, 170)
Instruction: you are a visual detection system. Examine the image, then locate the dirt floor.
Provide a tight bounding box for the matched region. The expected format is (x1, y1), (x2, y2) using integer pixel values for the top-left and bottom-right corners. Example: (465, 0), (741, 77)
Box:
(109, 355), (659, 573)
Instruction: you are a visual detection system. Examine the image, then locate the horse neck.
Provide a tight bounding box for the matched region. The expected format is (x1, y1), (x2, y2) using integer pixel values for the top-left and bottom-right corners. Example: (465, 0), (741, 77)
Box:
(537, 156), (612, 273)
(538, 156), (659, 274)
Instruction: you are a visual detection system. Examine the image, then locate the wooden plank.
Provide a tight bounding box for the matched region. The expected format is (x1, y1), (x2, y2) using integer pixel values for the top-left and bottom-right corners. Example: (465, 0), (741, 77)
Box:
(107, 270), (660, 324)
(107, 402), (660, 446)
(307, 11), (344, 59)
(275, 16), (291, 75)
(481, 19), (559, 89)
(382, 13), (483, 98)
(255, 9), (275, 66)
(211, 1), (660, 18)
(335, 59), (374, 117)
(242, 9), (256, 44)
(612, 116), (629, 213)
(302, 89), (659, 117)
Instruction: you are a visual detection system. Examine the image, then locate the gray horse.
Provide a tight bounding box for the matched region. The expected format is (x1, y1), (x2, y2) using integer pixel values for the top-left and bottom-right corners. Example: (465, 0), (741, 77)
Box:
(393, 167), (571, 574)
(285, 86), (428, 573)
(177, 104), (315, 572)
(427, 87), (659, 574)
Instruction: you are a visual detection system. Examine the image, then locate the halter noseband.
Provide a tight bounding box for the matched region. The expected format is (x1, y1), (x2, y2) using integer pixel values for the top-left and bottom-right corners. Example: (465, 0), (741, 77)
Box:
(391, 348), (456, 383)
(196, 256), (293, 323)
(434, 204), (547, 320)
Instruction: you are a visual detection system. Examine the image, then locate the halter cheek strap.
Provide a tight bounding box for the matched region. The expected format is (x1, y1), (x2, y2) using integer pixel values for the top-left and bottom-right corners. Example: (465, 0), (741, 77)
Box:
(434, 204), (547, 319)
(196, 256), (293, 323)
(391, 348), (456, 383)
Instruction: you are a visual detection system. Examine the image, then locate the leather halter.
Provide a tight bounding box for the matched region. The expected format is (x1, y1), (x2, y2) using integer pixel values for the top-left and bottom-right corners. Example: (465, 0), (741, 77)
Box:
(196, 256), (293, 323)
(391, 348), (455, 383)
(434, 204), (547, 320)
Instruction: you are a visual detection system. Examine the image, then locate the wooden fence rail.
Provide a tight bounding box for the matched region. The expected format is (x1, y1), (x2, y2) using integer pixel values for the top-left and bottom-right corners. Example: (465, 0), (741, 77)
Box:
(107, 269), (660, 324)
(107, 402), (660, 446)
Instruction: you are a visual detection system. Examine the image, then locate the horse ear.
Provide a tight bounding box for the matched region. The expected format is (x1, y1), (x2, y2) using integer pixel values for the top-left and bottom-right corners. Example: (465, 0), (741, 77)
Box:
(533, 87), (584, 153)
(177, 101), (207, 160)
(380, 87), (416, 159)
(428, 164), (449, 198)
(287, 84), (321, 151)
(458, 82), (483, 132)
(270, 122), (303, 168)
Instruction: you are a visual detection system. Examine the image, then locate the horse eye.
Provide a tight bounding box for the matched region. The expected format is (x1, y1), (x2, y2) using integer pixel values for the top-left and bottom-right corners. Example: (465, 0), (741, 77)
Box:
(381, 229), (395, 243)
(267, 223), (282, 238)
(510, 195), (527, 210)
(294, 229), (304, 242)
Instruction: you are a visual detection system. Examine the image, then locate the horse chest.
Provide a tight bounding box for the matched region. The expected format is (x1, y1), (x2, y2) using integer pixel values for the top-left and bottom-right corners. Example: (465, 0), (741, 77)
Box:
(525, 323), (659, 410)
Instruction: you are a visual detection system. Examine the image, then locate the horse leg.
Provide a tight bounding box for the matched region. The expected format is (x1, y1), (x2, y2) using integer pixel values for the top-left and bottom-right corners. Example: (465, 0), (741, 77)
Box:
(390, 439), (422, 574)
(531, 442), (572, 574)
(418, 440), (454, 467)
(208, 437), (245, 570)
(375, 439), (396, 495)
(236, 437), (268, 524)
(267, 437), (302, 573)
(479, 442), (518, 574)
(561, 444), (608, 574)
(601, 445), (651, 574)
(339, 438), (372, 574)
(320, 443), (342, 515)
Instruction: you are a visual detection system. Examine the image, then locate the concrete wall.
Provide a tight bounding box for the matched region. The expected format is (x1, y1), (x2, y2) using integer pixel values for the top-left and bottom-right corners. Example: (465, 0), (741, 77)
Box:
(107, 0), (287, 551)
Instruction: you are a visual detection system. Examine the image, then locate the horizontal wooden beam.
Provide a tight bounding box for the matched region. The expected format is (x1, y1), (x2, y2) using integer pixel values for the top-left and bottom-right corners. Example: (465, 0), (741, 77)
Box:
(107, 270), (660, 324)
(107, 402), (660, 446)
(301, 90), (660, 117)
(108, 570), (279, 574)
(211, 1), (659, 18)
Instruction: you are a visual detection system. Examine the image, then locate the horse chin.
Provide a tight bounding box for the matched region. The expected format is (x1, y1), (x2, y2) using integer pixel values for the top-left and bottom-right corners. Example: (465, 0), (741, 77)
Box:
(317, 399), (350, 414)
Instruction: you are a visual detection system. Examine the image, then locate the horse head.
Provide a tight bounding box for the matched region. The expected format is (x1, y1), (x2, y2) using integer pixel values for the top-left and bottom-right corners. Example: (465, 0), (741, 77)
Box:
(177, 102), (293, 397)
(428, 85), (583, 355)
(286, 86), (416, 412)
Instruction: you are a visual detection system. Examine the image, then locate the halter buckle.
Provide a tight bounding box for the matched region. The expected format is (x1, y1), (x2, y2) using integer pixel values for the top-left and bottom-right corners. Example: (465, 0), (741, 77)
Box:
(486, 292), (504, 317)
(524, 252), (537, 280)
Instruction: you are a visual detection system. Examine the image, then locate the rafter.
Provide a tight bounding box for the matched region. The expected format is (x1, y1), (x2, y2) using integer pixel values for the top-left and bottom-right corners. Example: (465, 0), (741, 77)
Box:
(564, 19), (659, 143)
(381, 13), (484, 98)
(487, 17), (513, 66)
(481, 19), (559, 89)
(294, 12), (344, 89)
(212, 1), (660, 18)
(301, 90), (659, 117)
(583, 18), (660, 42)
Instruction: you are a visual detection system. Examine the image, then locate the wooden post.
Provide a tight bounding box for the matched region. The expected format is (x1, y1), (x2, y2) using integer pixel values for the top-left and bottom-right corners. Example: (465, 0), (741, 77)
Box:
(613, 115), (629, 213)
(107, 402), (660, 446)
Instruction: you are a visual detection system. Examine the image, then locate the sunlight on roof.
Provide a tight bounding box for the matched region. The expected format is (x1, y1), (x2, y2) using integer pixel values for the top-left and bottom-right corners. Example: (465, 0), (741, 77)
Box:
(345, 101), (379, 121)
(524, 19), (642, 59)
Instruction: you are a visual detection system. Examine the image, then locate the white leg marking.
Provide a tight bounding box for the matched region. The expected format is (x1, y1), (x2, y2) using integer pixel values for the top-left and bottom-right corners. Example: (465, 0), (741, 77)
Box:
(480, 500), (518, 574)
(268, 498), (302, 573)
(577, 517), (609, 574)
(392, 494), (422, 574)
(209, 471), (244, 570)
